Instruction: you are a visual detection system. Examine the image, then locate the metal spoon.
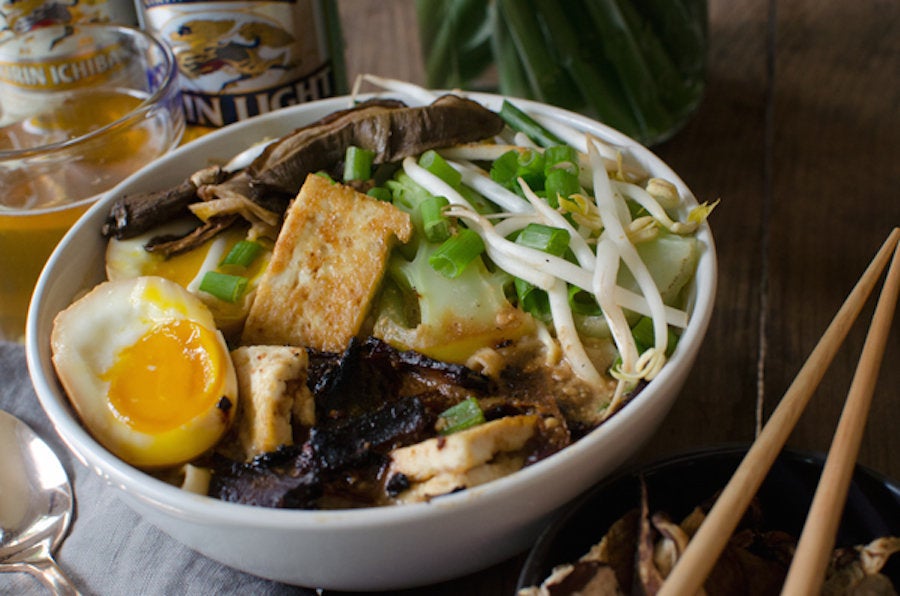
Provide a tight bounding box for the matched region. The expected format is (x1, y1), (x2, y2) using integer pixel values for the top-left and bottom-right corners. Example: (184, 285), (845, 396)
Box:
(0, 409), (80, 595)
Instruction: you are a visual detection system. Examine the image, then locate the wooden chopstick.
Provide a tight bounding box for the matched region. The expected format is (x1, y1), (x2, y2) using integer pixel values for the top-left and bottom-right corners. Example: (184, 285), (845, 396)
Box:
(781, 234), (900, 594)
(658, 227), (900, 596)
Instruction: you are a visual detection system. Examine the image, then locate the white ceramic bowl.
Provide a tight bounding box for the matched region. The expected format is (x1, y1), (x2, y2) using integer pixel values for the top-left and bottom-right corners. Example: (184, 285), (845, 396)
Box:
(26, 91), (717, 591)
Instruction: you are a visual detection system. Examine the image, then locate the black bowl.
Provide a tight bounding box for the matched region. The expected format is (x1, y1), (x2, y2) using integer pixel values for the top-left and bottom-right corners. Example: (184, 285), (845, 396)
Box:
(517, 444), (900, 592)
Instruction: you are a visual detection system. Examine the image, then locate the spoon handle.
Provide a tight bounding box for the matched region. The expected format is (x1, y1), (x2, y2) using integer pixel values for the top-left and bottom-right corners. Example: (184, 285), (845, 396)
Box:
(1, 557), (82, 596)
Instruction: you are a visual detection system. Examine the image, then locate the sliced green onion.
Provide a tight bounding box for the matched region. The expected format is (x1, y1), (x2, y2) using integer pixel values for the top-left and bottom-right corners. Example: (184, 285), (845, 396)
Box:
(544, 169), (581, 209)
(367, 186), (393, 202)
(199, 271), (248, 303)
(516, 223), (570, 256)
(489, 150), (520, 189)
(632, 316), (678, 355)
(429, 228), (485, 278)
(419, 195), (451, 242)
(343, 145), (376, 181)
(515, 277), (550, 320)
(221, 240), (263, 269)
(569, 285), (602, 316)
(498, 99), (565, 147)
(543, 145), (579, 176)
(437, 396), (485, 435)
(418, 150), (462, 187)
(489, 148), (545, 193)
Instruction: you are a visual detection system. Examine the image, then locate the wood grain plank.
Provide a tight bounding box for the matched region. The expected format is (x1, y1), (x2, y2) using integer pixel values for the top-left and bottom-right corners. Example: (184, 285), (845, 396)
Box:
(639, 0), (770, 461)
(766, 0), (900, 479)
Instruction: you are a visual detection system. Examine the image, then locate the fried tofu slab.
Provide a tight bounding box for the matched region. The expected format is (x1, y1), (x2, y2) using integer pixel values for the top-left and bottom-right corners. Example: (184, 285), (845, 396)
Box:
(241, 174), (412, 350)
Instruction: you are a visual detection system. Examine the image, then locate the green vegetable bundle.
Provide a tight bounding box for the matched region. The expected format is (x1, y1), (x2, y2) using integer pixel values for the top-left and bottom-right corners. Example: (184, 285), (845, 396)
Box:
(416, 0), (707, 145)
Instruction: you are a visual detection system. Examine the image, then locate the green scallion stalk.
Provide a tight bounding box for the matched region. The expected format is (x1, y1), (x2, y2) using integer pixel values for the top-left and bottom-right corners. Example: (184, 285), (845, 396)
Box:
(419, 150), (462, 187)
(580, 0), (674, 141)
(543, 145), (580, 176)
(569, 285), (602, 316)
(544, 169), (581, 208)
(632, 315), (678, 355)
(490, 148), (546, 193)
(498, 100), (565, 148)
(515, 277), (550, 321)
(614, 0), (696, 114)
(516, 223), (570, 256)
(497, 0), (581, 110)
(437, 396), (486, 435)
(532, 0), (642, 136)
(490, 1), (533, 99)
(343, 145), (376, 181)
(199, 271), (248, 303)
(221, 240), (262, 269)
(417, 0), (494, 89)
(367, 186), (393, 202)
(632, 0), (708, 81)
(429, 228), (485, 278)
(419, 195), (451, 243)
(512, 223), (569, 319)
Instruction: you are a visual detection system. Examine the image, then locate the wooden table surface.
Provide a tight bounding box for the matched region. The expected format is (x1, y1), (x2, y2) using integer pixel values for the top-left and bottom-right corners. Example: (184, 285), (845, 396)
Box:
(328, 1), (900, 594)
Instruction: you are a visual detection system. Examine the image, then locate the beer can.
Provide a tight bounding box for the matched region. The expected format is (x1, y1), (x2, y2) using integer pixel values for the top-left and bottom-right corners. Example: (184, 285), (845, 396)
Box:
(136, 0), (347, 127)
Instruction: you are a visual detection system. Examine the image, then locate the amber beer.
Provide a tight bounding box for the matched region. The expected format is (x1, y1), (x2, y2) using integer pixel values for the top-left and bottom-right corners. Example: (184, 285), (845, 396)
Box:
(137, 0), (346, 127)
(0, 24), (184, 341)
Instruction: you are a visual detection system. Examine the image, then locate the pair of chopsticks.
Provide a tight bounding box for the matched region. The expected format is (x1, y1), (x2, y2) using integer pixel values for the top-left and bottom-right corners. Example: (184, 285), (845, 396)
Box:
(659, 227), (900, 596)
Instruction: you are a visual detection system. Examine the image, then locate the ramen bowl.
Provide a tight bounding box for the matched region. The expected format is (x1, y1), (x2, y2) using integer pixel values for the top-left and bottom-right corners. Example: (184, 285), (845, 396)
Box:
(26, 90), (716, 590)
(0, 24), (184, 342)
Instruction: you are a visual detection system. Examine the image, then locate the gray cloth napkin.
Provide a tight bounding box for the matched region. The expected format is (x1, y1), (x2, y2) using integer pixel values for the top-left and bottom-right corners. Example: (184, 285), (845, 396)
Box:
(0, 341), (317, 596)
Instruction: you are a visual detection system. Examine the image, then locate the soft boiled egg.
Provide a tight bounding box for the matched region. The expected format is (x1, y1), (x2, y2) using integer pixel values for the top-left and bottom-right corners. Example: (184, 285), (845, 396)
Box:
(51, 276), (238, 468)
(105, 220), (271, 338)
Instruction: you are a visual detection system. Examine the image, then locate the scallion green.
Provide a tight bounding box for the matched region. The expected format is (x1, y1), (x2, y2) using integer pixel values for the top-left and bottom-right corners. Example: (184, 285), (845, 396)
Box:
(429, 228), (485, 278)
(516, 223), (570, 256)
(632, 316), (677, 355)
(343, 145), (376, 181)
(199, 271), (248, 303)
(569, 285), (602, 316)
(437, 396), (485, 435)
(498, 99), (565, 147)
(544, 169), (581, 208)
(367, 186), (393, 202)
(419, 195), (451, 242)
(418, 150), (462, 187)
(515, 277), (550, 320)
(221, 240), (263, 269)
(490, 148), (545, 193)
(543, 145), (579, 176)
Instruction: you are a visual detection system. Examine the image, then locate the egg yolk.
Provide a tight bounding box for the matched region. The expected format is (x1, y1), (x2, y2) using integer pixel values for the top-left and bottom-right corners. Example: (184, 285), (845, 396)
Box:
(102, 319), (228, 434)
(148, 245), (212, 288)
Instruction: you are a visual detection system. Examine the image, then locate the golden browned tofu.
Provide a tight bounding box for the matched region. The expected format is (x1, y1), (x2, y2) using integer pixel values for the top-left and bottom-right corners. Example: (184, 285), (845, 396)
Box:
(392, 454), (526, 504)
(388, 415), (539, 481)
(241, 174), (412, 350)
(230, 345), (313, 461)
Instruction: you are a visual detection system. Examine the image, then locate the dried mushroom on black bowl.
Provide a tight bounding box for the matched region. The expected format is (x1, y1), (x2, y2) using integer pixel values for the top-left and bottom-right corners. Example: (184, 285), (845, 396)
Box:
(517, 446), (900, 595)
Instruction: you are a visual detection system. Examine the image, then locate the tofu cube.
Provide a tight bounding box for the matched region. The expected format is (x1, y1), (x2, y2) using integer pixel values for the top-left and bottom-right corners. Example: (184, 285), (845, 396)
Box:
(241, 174), (412, 351)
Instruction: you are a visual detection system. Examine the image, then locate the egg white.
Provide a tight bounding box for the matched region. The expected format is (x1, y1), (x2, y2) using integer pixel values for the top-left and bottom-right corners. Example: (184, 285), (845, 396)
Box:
(51, 276), (238, 468)
(106, 220), (271, 337)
